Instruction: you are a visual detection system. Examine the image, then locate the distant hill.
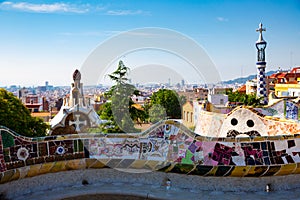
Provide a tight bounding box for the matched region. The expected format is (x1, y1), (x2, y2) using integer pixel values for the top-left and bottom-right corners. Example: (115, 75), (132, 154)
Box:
(222, 70), (277, 84)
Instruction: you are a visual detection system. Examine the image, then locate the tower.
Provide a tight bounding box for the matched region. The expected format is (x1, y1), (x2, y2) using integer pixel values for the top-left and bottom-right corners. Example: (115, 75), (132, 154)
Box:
(70, 69), (85, 107)
(256, 23), (268, 105)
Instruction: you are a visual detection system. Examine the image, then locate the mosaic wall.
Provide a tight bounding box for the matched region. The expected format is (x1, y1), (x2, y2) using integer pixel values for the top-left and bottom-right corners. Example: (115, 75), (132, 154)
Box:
(195, 107), (300, 137)
(194, 111), (225, 137)
(285, 101), (298, 120)
(255, 99), (285, 118)
(255, 100), (300, 121)
(2, 116), (300, 183)
(0, 128), (85, 172)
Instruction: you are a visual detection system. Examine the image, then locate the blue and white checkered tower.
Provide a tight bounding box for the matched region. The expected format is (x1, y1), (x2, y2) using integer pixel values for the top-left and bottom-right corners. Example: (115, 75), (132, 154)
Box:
(256, 23), (268, 105)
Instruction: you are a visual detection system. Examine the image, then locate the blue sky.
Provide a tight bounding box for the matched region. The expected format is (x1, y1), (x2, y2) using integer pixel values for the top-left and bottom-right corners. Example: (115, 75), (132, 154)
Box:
(0, 0), (299, 86)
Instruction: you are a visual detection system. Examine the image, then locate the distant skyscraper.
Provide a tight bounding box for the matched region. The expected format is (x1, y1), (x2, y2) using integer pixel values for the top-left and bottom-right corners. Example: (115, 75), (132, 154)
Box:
(45, 81), (49, 90)
(256, 23), (268, 104)
(181, 79), (185, 87)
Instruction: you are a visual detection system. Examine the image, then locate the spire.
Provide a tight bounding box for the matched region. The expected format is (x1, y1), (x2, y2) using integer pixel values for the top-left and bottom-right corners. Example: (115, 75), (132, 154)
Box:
(255, 23), (268, 105)
(256, 23), (267, 62)
(73, 69), (81, 82)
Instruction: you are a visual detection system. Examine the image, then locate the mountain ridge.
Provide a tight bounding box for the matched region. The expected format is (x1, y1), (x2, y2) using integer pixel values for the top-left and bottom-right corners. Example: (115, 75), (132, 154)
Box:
(222, 70), (277, 84)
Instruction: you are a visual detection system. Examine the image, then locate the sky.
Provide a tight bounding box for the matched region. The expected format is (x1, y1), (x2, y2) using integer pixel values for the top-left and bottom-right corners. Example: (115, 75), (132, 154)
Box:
(0, 0), (299, 87)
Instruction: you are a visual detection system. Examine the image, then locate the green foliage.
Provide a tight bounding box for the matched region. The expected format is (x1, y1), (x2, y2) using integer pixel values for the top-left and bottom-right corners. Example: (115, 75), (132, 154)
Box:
(0, 88), (48, 137)
(130, 105), (148, 123)
(149, 89), (182, 119)
(98, 60), (147, 133)
(110, 82), (138, 133)
(99, 102), (113, 120)
(148, 104), (166, 123)
(98, 121), (125, 133)
(226, 90), (263, 106)
(179, 95), (187, 106)
(107, 60), (130, 85)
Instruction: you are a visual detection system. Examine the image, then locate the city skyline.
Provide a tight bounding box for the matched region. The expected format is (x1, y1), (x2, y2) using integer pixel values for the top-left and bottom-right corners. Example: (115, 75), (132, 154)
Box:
(0, 0), (299, 87)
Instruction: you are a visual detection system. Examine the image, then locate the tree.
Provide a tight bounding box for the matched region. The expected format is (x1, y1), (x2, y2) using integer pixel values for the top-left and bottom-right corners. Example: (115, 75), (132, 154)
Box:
(0, 88), (48, 137)
(226, 90), (262, 106)
(149, 89), (182, 119)
(107, 60), (130, 85)
(148, 104), (166, 123)
(99, 60), (146, 133)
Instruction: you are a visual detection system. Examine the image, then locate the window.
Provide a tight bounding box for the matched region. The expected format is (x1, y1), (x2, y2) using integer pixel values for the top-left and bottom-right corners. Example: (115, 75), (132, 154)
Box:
(187, 112), (189, 122)
(220, 99), (224, 105)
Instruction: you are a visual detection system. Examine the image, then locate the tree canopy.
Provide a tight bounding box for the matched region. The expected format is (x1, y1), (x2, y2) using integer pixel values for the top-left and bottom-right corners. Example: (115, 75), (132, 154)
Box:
(0, 88), (48, 137)
(98, 61), (184, 132)
(226, 89), (262, 106)
(148, 89), (182, 119)
(98, 60), (146, 133)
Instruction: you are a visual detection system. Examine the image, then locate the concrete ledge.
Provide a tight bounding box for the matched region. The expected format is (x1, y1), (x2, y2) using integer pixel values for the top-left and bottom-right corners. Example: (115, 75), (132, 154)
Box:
(1, 168), (300, 199)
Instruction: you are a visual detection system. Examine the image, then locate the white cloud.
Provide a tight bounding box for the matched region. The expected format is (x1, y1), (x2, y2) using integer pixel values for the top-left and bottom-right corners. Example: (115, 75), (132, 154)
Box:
(217, 17), (229, 22)
(106, 9), (149, 16)
(0, 2), (147, 16)
(0, 1), (89, 13)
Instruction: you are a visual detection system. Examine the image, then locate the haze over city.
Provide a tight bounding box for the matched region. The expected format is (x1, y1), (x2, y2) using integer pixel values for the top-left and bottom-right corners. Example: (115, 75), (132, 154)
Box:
(0, 0), (299, 87)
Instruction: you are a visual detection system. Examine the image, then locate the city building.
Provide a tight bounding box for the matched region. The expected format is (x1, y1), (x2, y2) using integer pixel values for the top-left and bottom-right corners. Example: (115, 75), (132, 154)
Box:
(192, 101), (204, 127)
(268, 67), (300, 97)
(178, 87), (208, 102)
(211, 88), (229, 95)
(22, 94), (42, 112)
(182, 101), (194, 129)
(275, 83), (300, 97)
(208, 94), (228, 106)
(245, 79), (257, 95)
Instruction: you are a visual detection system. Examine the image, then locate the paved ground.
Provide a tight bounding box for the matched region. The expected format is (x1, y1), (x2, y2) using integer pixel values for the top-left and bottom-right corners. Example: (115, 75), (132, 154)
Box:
(17, 182), (300, 200)
(2, 168), (300, 200)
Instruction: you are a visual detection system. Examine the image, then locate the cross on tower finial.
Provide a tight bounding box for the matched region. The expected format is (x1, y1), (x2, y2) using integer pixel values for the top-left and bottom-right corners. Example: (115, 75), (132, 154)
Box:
(69, 114), (87, 132)
(256, 23), (266, 43)
(256, 23), (266, 34)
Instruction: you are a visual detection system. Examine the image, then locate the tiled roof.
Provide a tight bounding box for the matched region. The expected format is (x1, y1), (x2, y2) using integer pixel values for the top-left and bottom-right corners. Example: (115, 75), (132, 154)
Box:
(237, 85), (246, 92)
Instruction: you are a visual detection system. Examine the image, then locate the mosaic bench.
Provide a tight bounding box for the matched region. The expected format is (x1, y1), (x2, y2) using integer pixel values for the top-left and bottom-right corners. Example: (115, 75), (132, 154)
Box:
(1, 120), (300, 184)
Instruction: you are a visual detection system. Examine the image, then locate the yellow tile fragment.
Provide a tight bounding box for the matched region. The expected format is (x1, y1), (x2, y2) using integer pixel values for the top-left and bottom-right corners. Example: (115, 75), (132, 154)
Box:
(230, 166), (250, 177)
(39, 162), (54, 175)
(292, 163), (300, 174)
(204, 166), (218, 176)
(275, 164), (297, 176)
(145, 160), (159, 170)
(26, 164), (42, 177)
(86, 159), (107, 169)
(0, 170), (16, 183)
(50, 161), (67, 173)
(129, 160), (148, 169)
(66, 159), (86, 170)
(9, 169), (20, 181)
